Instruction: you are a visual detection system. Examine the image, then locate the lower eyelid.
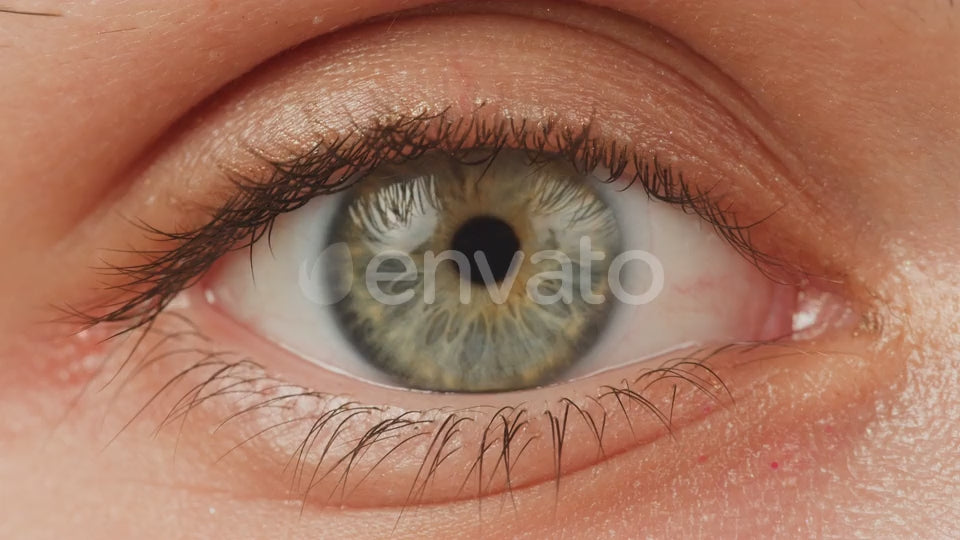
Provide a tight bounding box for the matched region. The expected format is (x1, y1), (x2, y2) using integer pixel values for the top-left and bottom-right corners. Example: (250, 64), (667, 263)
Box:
(80, 293), (878, 511)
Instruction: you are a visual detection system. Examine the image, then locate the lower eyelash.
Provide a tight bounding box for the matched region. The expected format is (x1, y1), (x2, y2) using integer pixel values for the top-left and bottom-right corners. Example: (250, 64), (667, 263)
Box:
(96, 311), (737, 512)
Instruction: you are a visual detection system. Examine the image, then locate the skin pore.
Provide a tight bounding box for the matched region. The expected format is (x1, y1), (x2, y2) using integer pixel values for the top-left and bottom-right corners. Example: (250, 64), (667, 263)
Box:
(0, 0), (958, 538)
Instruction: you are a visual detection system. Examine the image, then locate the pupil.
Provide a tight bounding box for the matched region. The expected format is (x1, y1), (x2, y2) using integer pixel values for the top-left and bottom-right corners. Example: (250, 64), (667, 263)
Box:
(450, 215), (521, 284)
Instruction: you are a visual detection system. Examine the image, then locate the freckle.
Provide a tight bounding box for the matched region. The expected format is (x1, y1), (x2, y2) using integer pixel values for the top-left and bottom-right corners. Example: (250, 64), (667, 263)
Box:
(770, 461), (779, 470)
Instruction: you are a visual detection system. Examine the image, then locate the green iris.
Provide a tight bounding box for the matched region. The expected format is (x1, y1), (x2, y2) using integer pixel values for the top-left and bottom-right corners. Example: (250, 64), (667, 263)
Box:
(327, 150), (622, 392)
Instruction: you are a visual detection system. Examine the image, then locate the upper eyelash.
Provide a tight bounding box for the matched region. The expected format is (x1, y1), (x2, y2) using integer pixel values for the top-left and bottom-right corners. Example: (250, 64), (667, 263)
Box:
(68, 107), (770, 335)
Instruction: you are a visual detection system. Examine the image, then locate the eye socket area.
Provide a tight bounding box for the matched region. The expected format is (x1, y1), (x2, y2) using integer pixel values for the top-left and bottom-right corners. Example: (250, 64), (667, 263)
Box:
(60, 1), (881, 519)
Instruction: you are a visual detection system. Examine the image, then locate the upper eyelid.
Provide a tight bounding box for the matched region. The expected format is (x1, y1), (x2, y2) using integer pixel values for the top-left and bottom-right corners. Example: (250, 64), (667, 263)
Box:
(61, 5), (798, 246)
(3, 0), (863, 250)
(59, 7), (821, 332)
(90, 2), (792, 210)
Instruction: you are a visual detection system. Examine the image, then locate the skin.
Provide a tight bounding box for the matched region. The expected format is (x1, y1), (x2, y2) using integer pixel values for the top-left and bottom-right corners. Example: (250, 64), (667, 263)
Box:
(1, 0), (958, 538)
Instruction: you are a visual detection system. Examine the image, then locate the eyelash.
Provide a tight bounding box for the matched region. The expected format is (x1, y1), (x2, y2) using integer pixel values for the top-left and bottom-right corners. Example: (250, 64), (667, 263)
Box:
(72, 106), (785, 510)
(72, 107), (772, 333)
(108, 312), (737, 509)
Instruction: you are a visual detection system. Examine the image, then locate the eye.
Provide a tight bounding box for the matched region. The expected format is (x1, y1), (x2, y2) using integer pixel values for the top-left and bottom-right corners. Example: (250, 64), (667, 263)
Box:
(75, 2), (866, 515)
(210, 148), (794, 392)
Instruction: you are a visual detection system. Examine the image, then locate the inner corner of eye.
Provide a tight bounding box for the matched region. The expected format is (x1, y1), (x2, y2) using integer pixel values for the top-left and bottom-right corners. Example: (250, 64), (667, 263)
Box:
(206, 148), (812, 394)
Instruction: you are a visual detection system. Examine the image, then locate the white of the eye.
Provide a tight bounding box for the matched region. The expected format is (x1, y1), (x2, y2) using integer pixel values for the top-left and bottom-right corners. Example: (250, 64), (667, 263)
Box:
(565, 175), (778, 378)
(212, 189), (401, 383)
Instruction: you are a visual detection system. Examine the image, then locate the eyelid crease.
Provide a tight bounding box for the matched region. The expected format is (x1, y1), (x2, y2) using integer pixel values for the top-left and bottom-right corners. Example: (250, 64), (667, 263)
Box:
(376, 1), (811, 193)
(67, 107), (779, 339)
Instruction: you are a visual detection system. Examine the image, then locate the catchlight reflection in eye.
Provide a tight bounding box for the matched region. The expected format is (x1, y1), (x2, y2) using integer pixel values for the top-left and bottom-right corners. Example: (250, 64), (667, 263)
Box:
(210, 149), (796, 393)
